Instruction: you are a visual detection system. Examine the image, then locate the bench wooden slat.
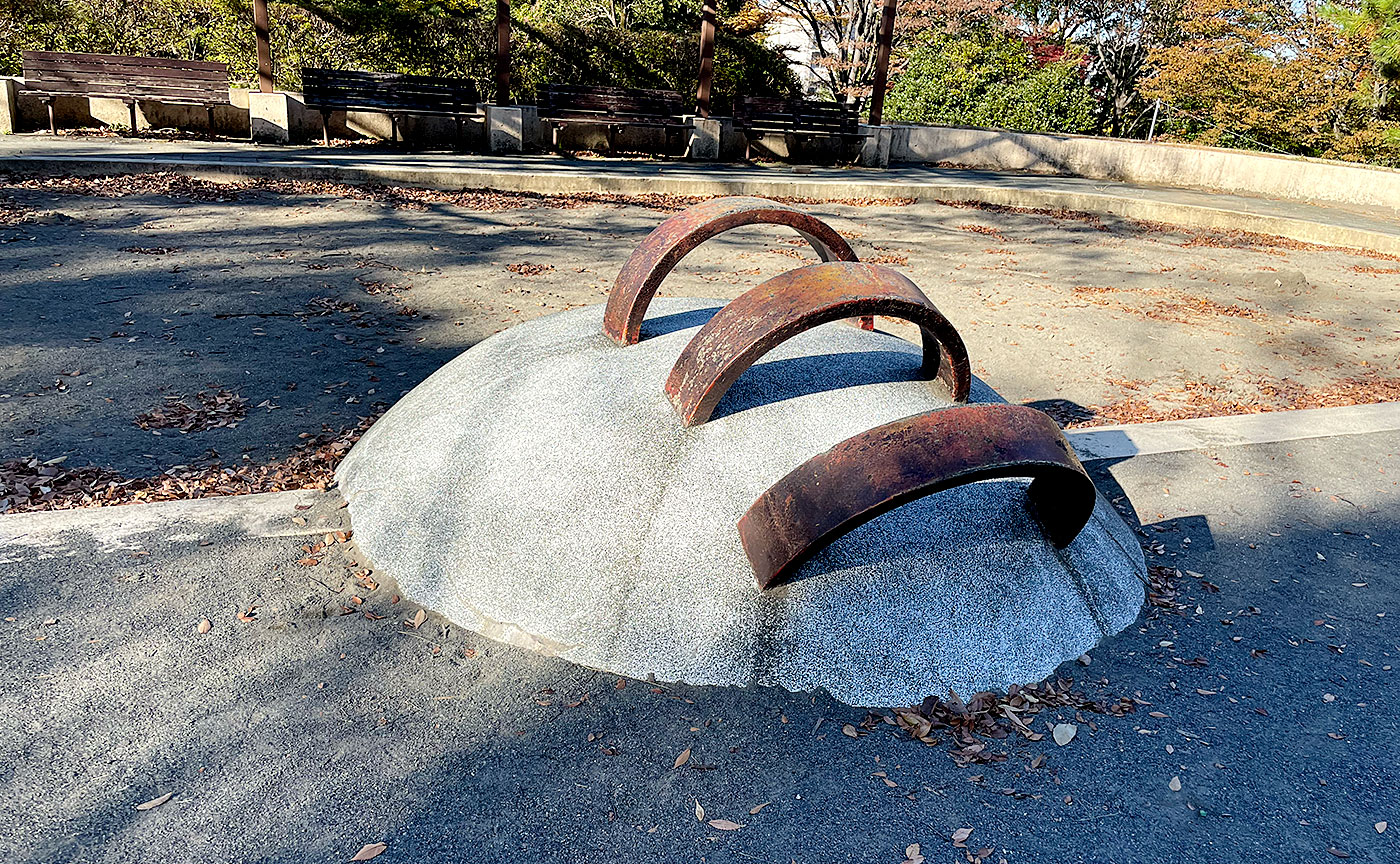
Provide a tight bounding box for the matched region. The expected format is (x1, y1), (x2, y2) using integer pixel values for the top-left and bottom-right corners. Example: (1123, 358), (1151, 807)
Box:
(537, 84), (686, 123)
(29, 73), (227, 94)
(24, 81), (226, 103)
(21, 50), (230, 108)
(735, 96), (862, 136)
(27, 63), (228, 84)
(301, 67), (478, 116)
(22, 50), (228, 74)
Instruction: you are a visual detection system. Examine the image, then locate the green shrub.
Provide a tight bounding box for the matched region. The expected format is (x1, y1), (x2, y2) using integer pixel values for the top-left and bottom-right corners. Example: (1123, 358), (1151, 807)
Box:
(884, 32), (1096, 134)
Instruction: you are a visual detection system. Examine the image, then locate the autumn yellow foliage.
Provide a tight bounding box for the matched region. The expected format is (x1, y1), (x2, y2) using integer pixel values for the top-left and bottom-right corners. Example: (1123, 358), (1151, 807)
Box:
(1142, 0), (1399, 162)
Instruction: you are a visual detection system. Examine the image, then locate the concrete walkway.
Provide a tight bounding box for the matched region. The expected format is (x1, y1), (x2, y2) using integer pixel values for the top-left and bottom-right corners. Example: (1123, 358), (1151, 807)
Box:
(1, 410), (1397, 863)
(3, 135), (1399, 255)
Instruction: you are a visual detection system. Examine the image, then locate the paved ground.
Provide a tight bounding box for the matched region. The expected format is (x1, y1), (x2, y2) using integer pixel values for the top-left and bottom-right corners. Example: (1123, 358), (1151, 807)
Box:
(1, 144), (1397, 862)
(1, 170), (1397, 477)
(1, 427), (1396, 863)
(2, 136), (1399, 257)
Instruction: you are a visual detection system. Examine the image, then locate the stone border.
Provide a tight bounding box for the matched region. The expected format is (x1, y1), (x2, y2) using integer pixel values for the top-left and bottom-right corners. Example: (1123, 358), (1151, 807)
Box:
(1066, 401), (1400, 462)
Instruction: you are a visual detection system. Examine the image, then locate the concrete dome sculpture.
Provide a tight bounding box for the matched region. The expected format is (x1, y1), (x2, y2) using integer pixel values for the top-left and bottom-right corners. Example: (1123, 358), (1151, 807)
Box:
(337, 197), (1147, 706)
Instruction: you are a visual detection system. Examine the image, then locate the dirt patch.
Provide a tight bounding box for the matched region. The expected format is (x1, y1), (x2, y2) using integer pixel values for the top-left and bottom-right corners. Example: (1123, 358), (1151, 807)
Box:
(506, 262), (555, 276)
(134, 389), (248, 433)
(0, 170), (917, 214)
(1067, 375), (1400, 427)
(0, 411), (380, 514)
(1069, 285), (1266, 326)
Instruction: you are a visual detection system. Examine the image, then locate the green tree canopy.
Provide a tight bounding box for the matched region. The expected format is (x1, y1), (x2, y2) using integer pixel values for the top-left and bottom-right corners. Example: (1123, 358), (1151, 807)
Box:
(883, 29), (1096, 133)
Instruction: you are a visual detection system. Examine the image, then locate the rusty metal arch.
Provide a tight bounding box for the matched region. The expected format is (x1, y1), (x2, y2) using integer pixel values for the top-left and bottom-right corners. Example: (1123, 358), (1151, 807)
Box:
(737, 404), (1096, 589)
(604, 196), (858, 345)
(663, 262), (970, 427)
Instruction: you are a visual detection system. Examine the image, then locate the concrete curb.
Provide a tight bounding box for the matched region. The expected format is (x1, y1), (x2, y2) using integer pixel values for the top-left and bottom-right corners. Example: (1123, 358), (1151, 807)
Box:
(1067, 401), (1400, 462)
(4, 152), (1399, 256)
(0, 489), (334, 546)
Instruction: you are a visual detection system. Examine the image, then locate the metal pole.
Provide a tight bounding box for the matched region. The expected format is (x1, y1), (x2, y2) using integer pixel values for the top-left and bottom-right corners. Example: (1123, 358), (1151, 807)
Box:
(695, 0), (717, 118)
(252, 0), (273, 93)
(867, 0), (897, 126)
(495, 0), (510, 104)
(1146, 98), (1161, 142)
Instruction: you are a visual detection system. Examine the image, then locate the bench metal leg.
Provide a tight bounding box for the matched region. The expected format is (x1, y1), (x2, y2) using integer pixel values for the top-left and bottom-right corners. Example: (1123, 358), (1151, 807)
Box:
(127, 100), (138, 136)
(43, 99), (56, 135)
(207, 106), (215, 140)
(321, 110), (331, 146)
(389, 114), (398, 146)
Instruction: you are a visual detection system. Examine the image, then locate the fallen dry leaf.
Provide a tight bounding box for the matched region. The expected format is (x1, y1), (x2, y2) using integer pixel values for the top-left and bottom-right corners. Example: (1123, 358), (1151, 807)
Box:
(1052, 723), (1077, 746)
(674, 748), (691, 769)
(134, 792), (173, 811)
(1169, 776), (1182, 792)
(708, 819), (743, 831)
(1376, 822), (1388, 834)
(749, 801), (769, 815)
(351, 842), (387, 861)
(903, 842), (925, 864)
(1327, 848), (1349, 859)
(842, 724), (859, 738)
(695, 800), (705, 823)
(951, 827), (973, 847)
(407, 609), (426, 629)
(196, 618), (211, 634)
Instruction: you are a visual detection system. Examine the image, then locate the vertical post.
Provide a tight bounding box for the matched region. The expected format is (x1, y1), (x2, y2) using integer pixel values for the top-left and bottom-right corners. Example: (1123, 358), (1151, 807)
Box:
(867, 0), (897, 126)
(495, 0), (511, 105)
(695, 0), (717, 118)
(253, 0), (274, 93)
(1147, 98), (1161, 142)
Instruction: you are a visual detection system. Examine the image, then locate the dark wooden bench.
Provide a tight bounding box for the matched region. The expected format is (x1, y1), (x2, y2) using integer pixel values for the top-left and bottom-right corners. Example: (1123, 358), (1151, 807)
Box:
(21, 51), (230, 138)
(301, 68), (481, 146)
(536, 85), (691, 153)
(734, 96), (869, 161)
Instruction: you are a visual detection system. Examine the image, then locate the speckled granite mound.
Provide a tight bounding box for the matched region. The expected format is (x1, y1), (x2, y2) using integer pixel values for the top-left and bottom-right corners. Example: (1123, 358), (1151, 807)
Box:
(336, 298), (1147, 706)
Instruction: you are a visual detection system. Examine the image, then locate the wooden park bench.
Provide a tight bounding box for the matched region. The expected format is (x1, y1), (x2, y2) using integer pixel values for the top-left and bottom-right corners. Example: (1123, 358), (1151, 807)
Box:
(734, 96), (868, 161)
(300, 68), (480, 147)
(536, 84), (691, 153)
(21, 51), (230, 138)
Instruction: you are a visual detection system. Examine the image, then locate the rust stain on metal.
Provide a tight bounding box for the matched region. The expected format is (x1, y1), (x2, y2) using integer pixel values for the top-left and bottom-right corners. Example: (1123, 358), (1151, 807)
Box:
(604, 196), (857, 345)
(737, 404), (1096, 589)
(664, 262), (970, 426)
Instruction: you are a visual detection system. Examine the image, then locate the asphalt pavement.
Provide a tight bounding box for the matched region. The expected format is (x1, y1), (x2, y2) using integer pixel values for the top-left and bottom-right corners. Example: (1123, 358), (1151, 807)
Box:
(2, 429), (1396, 863)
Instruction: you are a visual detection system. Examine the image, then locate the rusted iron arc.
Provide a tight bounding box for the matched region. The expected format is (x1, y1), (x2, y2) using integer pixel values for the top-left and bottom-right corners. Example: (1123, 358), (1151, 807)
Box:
(664, 262), (970, 427)
(604, 196), (858, 345)
(738, 404), (1096, 590)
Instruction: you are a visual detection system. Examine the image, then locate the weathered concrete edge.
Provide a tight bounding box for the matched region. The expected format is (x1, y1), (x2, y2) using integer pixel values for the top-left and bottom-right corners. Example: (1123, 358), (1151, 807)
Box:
(4, 153), (1398, 256)
(1066, 401), (1400, 462)
(0, 488), (334, 546)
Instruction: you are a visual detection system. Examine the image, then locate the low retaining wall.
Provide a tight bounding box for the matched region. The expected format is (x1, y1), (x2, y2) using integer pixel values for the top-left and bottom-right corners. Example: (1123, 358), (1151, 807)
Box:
(889, 124), (1400, 215)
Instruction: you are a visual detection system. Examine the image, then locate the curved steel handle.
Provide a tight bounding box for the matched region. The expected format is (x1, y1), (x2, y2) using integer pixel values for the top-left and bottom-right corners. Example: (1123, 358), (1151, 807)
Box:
(737, 404), (1096, 589)
(604, 196), (858, 345)
(664, 262), (971, 427)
